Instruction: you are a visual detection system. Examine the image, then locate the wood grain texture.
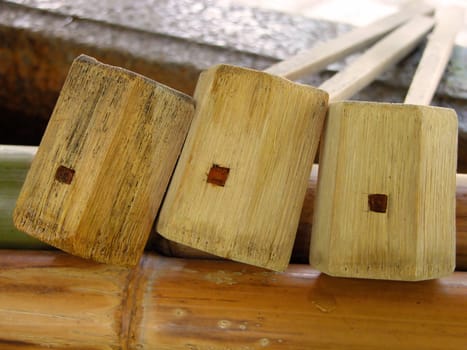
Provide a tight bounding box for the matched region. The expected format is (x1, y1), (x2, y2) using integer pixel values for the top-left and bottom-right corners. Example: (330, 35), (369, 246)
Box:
(0, 251), (130, 350)
(265, 1), (433, 79)
(157, 64), (328, 271)
(1, 251), (467, 349)
(311, 102), (458, 281)
(13, 55), (194, 266)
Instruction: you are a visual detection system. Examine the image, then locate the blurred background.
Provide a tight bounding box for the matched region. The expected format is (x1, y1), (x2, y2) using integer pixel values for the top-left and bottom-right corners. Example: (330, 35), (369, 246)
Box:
(1, 0), (466, 153)
(234, 0), (467, 46)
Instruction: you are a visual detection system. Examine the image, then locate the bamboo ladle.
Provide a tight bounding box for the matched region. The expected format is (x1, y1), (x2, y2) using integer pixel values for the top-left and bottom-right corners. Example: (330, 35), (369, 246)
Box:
(311, 6), (464, 281)
(13, 4), (431, 267)
(157, 15), (435, 271)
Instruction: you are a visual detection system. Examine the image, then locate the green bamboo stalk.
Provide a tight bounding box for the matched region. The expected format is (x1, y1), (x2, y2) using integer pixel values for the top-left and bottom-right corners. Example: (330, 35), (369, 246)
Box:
(0, 145), (50, 248)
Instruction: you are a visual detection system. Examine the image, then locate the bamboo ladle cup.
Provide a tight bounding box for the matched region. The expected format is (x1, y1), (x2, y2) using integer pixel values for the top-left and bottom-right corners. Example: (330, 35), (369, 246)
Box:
(13, 4), (430, 267)
(157, 15), (435, 271)
(13, 56), (195, 266)
(311, 6), (464, 281)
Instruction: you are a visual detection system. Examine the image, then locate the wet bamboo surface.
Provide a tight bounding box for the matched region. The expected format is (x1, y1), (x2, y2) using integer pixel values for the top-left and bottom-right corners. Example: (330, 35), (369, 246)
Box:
(0, 250), (466, 349)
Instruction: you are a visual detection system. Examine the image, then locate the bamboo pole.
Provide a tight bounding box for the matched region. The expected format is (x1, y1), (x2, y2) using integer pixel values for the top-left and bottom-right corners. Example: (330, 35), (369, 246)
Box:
(308, 6), (462, 281)
(157, 164), (467, 271)
(0, 146), (49, 249)
(2, 145), (467, 269)
(0, 250), (466, 349)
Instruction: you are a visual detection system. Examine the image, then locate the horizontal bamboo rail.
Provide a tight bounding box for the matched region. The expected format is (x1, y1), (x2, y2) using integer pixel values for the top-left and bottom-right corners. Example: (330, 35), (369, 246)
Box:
(0, 146), (50, 249)
(2, 145), (467, 269)
(0, 250), (466, 349)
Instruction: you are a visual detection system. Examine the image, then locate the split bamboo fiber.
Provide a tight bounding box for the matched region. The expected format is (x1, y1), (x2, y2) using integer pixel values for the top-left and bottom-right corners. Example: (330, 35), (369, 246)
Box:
(13, 56), (195, 266)
(0, 146), (49, 249)
(311, 6), (464, 281)
(0, 250), (466, 349)
(11, 3), (431, 267)
(157, 15), (435, 271)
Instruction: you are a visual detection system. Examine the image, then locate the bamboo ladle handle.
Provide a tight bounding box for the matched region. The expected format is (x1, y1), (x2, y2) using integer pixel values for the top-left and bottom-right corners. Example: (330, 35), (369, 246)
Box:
(1, 251), (467, 349)
(318, 15), (435, 102)
(265, 1), (433, 80)
(404, 6), (464, 105)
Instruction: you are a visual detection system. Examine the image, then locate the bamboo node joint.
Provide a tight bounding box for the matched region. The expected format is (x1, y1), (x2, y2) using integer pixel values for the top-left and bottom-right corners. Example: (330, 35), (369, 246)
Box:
(55, 165), (75, 184)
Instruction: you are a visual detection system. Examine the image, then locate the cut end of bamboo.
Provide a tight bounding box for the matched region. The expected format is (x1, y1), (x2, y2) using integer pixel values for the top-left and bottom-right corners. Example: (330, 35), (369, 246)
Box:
(311, 101), (457, 281)
(157, 64), (328, 271)
(13, 55), (195, 266)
